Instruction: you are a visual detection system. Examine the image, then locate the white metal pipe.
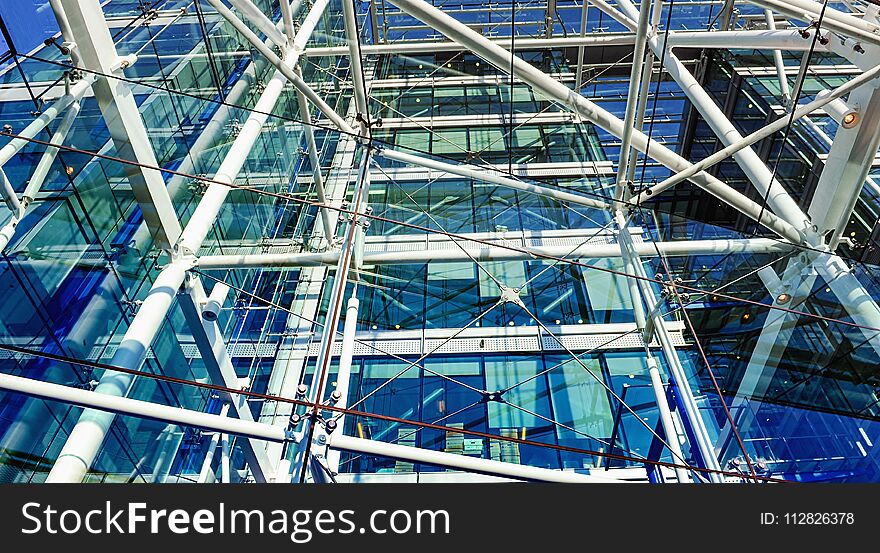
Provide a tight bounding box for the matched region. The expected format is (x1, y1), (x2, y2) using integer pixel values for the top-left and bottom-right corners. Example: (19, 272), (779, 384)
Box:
(624, 0), (660, 184)
(220, 432), (231, 483)
(0, 216), (17, 253)
(304, 29), (822, 57)
(614, 0), (653, 201)
(764, 10), (792, 105)
(379, 148), (610, 210)
(196, 237), (793, 269)
(341, 0), (370, 125)
(0, 371), (631, 483)
(0, 169), (21, 214)
(384, 0), (805, 245)
(22, 100), (81, 206)
(307, 34), (637, 56)
(614, 209), (692, 482)
(772, 0), (880, 34)
(46, 261), (189, 483)
(279, 0), (296, 41)
(328, 434), (622, 482)
(0, 372), (286, 443)
(294, 66), (336, 243)
(638, 62), (880, 200)
(585, 0), (637, 31)
(326, 296), (359, 472)
(198, 404), (230, 483)
(664, 29), (821, 51)
(746, 0), (880, 48)
(625, 241), (724, 481)
(228, 0), (289, 47)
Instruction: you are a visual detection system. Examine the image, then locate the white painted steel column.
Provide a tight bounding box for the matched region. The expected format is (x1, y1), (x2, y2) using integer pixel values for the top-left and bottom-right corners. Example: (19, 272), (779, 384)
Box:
(808, 82), (880, 249)
(279, 0), (296, 41)
(622, 230), (725, 481)
(624, 0), (662, 184)
(614, 210), (691, 482)
(198, 404), (231, 483)
(614, 0), (653, 201)
(178, 280), (275, 482)
(340, 0), (370, 129)
(293, 148), (372, 480)
(325, 297), (359, 472)
(647, 358), (690, 482)
(764, 10), (792, 105)
(46, 261), (189, 482)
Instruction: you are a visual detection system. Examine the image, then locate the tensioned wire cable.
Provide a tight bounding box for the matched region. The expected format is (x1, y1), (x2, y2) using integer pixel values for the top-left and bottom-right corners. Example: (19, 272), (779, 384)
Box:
(0, 338), (790, 482)
(201, 243), (796, 483)
(17, 52), (618, 210)
(755, 0), (830, 229)
(5, 6), (872, 452)
(6, 4), (868, 478)
(6, 129), (875, 336)
(12, 49), (830, 252)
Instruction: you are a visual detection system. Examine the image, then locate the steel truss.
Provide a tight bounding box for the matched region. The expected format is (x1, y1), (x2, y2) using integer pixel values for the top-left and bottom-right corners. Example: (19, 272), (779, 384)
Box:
(0, 0), (878, 483)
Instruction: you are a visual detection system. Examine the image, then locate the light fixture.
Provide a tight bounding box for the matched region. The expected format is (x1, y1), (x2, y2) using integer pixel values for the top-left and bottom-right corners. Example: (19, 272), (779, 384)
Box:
(741, 312), (752, 323)
(816, 90), (860, 129)
(776, 292), (791, 304)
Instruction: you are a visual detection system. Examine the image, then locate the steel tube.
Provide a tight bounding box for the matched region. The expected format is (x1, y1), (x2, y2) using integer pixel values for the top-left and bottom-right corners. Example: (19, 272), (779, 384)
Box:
(196, 237), (793, 269)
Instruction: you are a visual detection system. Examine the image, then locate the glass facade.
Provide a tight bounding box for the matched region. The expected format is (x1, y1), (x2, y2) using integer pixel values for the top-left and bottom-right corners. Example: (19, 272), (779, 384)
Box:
(0, 0), (879, 484)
